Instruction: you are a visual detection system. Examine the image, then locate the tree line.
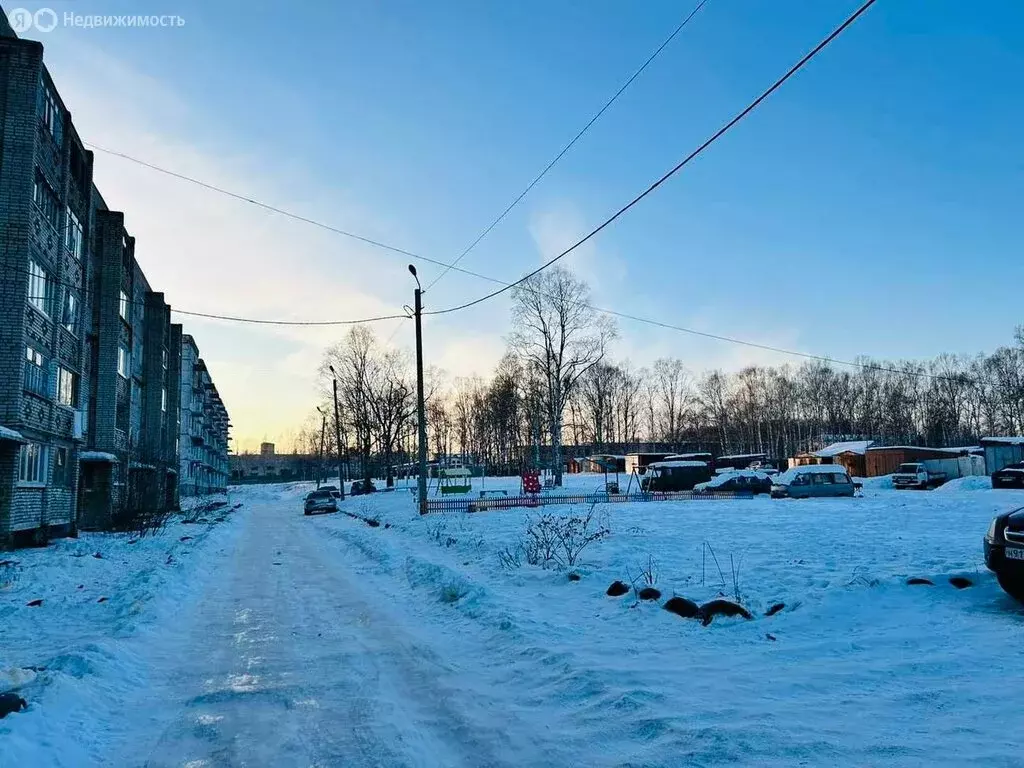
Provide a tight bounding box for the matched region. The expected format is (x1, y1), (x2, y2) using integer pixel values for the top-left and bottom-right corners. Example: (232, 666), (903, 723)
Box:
(296, 267), (1024, 486)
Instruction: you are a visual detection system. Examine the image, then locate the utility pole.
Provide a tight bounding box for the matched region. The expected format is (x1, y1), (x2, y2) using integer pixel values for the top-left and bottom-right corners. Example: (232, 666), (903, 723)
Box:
(409, 265), (429, 515)
(329, 366), (346, 500)
(316, 406), (326, 490)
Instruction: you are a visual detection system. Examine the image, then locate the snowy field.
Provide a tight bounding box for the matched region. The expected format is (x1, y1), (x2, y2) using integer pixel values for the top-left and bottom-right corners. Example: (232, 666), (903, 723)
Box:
(3, 478), (1024, 766)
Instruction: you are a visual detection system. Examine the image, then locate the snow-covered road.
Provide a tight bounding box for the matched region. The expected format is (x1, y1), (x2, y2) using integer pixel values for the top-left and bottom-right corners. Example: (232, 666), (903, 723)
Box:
(108, 490), (559, 768)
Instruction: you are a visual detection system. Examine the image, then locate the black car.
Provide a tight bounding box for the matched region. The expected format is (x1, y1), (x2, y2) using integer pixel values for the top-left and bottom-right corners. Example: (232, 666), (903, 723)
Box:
(992, 462), (1024, 489)
(351, 480), (377, 496)
(984, 506), (1024, 601)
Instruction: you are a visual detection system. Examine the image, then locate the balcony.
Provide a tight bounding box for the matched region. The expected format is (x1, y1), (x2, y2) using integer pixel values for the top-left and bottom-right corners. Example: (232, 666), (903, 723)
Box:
(23, 364), (49, 399)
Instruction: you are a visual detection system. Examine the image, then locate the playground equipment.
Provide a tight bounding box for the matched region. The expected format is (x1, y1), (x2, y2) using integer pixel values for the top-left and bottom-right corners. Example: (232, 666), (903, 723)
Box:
(439, 466), (472, 495)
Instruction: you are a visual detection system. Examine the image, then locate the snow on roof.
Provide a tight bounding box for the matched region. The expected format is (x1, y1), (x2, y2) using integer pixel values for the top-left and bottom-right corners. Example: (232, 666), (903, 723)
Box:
(649, 460), (710, 469)
(130, 462), (156, 470)
(441, 467), (470, 477)
(812, 440), (874, 457)
(0, 425), (26, 443)
(716, 453), (767, 461)
(981, 437), (1024, 446)
(666, 453), (712, 460)
(776, 464), (851, 484)
(79, 451), (118, 463)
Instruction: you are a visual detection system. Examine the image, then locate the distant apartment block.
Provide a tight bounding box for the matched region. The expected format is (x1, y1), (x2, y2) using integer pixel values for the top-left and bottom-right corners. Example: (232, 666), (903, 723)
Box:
(178, 334), (230, 496)
(0, 22), (227, 546)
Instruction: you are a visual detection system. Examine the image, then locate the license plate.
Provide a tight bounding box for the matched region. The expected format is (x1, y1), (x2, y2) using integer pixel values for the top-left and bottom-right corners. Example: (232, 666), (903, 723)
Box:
(1006, 547), (1024, 561)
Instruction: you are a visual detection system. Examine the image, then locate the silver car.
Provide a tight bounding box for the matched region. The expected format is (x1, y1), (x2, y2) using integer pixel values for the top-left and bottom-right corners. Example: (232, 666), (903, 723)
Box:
(304, 489), (338, 515)
(771, 466), (856, 499)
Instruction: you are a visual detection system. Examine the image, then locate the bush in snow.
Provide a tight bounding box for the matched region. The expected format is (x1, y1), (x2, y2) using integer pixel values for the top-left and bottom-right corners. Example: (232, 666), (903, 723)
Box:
(523, 505), (610, 569)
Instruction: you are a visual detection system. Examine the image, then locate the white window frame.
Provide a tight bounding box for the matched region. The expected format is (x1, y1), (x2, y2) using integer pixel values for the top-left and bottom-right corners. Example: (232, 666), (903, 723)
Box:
(66, 208), (83, 259)
(18, 442), (49, 486)
(62, 291), (79, 336)
(117, 345), (130, 379)
(161, 387), (167, 412)
(28, 259), (50, 316)
(57, 366), (77, 407)
(119, 289), (129, 321)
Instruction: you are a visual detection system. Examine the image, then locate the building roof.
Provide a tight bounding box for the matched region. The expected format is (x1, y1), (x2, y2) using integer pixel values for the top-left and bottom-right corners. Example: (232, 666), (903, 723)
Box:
(981, 437), (1024, 446)
(649, 460), (710, 469)
(812, 440), (874, 457)
(716, 453), (767, 461)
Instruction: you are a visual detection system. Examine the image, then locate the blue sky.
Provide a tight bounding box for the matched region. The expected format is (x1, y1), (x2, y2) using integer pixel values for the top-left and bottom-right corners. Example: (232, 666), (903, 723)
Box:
(21, 0), (1024, 450)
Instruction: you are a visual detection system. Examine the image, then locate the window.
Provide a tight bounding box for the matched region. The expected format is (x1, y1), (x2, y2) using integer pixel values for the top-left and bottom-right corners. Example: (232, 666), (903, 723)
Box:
(117, 345), (130, 378)
(28, 259), (51, 316)
(161, 387), (167, 412)
(33, 171), (60, 230)
(813, 473), (833, 485)
(62, 291), (79, 336)
(57, 366), (78, 407)
(162, 349), (168, 370)
(23, 345), (47, 397)
(38, 81), (63, 146)
(53, 447), (69, 487)
(119, 289), (129, 321)
(66, 209), (83, 259)
(18, 442), (48, 485)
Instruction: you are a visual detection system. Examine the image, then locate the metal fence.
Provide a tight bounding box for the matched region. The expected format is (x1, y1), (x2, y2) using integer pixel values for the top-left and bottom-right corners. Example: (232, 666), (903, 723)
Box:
(423, 489), (753, 515)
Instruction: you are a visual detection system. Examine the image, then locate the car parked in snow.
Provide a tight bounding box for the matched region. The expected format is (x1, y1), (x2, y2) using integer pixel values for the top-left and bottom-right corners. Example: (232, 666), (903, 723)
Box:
(303, 489), (338, 516)
(892, 462), (947, 490)
(991, 462), (1024, 489)
(694, 470), (772, 495)
(770, 465), (856, 499)
(351, 480), (377, 496)
(320, 485), (342, 499)
(984, 506), (1024, 601)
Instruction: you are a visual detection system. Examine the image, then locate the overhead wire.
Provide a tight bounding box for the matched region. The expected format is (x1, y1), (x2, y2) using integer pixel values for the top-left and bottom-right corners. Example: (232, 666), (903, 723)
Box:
(423, 0), (879, 317)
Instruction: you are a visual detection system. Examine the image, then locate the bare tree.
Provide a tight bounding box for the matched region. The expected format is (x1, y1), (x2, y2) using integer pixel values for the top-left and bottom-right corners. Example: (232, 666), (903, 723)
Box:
(509, 268), (616, 485)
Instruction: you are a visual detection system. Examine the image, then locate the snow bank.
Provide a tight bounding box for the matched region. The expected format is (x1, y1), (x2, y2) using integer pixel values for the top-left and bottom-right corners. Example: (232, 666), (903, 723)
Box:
(934, 475), (994, 493)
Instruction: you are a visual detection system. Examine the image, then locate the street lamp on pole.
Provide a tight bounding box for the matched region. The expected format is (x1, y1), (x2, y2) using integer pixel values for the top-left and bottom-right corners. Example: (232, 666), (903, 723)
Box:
(315, 406), (327, 489)
(409, 264), (429, 515)
(328, 366), (346, 501)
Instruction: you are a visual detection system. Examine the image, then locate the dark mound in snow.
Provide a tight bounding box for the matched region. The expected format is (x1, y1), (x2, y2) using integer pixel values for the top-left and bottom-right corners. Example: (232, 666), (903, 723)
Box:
(698, 599), (752, 626)
(25, 599), (42, 607)
(638, 587), (662, 601)
(0, 693), (27, 718)
(606, 581), (630, 597)
(949, 576), (973, 589)
(663, 596), (699, 618)
(765, 602), (785, 617)
(567, 572), (581, 582)
(907, 577), (934, 586)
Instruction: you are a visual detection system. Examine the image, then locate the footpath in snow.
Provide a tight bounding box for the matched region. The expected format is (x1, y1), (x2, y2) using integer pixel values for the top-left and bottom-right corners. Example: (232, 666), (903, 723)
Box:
(3, 478), (1024, 766)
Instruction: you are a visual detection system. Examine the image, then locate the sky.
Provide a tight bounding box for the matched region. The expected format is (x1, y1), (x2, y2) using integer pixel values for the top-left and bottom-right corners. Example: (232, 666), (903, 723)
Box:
(12, 0), (1023, 452)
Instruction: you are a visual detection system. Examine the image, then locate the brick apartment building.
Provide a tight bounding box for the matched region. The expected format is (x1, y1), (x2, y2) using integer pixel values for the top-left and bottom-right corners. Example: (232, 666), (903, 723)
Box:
(178, 334), (230, 496)
(0, 18), (229, 545)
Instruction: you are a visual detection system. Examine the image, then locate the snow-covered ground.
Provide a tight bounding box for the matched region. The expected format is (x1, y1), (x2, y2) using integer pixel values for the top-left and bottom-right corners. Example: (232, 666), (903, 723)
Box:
(3, 478), (1024, 766)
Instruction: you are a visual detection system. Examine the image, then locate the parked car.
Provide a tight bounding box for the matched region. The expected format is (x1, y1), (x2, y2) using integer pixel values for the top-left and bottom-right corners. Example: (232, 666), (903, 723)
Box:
(984, 506), (1024, 601)
(770, 465), (856, 499)
(694, 470), (772, 495)
(892, 461), (950, 490)
(351, 480), (377, 496)
(320, 485), (342, 499)
(303, 489), (338, 516)
(992, 462), (1024, 489)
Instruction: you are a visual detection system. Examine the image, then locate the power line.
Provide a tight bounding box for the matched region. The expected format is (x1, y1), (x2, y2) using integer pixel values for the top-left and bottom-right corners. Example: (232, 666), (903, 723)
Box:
(4, 262), (409, 326)
(85, 143), (488, 281)
(10, 259), (1001, 385)
(424, 0), (878, 318)
(424, 0), (712, 292)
